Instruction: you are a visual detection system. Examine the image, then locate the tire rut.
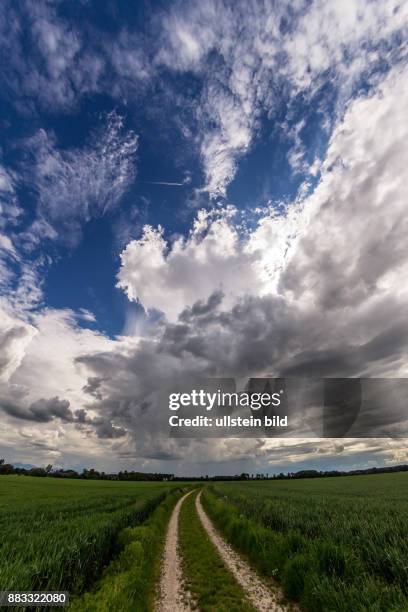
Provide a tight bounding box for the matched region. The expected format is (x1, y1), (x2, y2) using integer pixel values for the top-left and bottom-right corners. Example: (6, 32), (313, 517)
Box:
(155, 490), (194, 612)
(195, 490), (290, 612)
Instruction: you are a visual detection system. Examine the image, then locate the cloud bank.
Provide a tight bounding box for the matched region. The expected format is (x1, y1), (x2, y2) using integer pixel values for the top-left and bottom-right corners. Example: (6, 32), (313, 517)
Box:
(0, 0), (407, 473)
(2, 61), (408, 471)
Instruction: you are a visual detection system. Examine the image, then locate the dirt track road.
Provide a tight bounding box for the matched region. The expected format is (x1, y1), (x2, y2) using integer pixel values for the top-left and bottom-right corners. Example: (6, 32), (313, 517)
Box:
(195, 490), (289, 612)
(156, 489), (291, 612)
(155, 490), (194, 612)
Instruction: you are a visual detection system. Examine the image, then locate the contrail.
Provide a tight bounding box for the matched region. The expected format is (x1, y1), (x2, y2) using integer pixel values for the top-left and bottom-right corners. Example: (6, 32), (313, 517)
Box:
(141, 180), (185, 186)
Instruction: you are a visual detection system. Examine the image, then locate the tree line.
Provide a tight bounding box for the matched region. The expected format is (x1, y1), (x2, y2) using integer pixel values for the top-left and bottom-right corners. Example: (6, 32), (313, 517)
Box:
(1, 458), (408, 481)
(0, 460), (174, 481)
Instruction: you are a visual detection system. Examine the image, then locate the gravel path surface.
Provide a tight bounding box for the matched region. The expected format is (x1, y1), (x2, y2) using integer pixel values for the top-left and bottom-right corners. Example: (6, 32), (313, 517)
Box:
(155, 490), (194, 612)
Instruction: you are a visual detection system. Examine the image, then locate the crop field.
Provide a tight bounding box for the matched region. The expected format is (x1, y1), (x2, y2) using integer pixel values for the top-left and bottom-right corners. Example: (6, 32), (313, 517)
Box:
(203, 473), (408, 611)
(2, 473), (408, 611)
(0, 475), (180, 597)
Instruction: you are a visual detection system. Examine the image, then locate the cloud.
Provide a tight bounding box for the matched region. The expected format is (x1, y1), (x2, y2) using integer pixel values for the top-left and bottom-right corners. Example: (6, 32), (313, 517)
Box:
(0, 235), (47, 314)
(2, 396), (73, 423)
(117, 208), (259, 321)
(75, 61), (408, 464)
(2, 1), (405, 200)
(116, 195), (308, 321)
(0, 164), (22, 229)
(1, 2), (408, 473)
(0, 1), (97, 111)
(279, 64), (408, 314)
(0, 113), (137, 336)
(12, 308), (113, 402)
(0, 303), (131, 462)
(2, 60), (408, 472)
(19, 427), (62, 455)
(0, 1), (153, 113)
(0, 307), (112, 428)
(282, 0), (408, 92)
(119, 62), (408, 334)
(157, 0), (407, 198)
(1, 111), (137, 316)
(22, 111), (138, 248)
(107, 28), (153, 91)
(0, 311), (37, 383)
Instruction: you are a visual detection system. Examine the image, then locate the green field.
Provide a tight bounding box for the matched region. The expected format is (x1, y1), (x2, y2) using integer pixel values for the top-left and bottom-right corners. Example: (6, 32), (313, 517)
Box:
(71, 487), (184, 612)
(0, 476), (180, 597)
(2, 472), (408, 611)
(203, 473), (408, 611)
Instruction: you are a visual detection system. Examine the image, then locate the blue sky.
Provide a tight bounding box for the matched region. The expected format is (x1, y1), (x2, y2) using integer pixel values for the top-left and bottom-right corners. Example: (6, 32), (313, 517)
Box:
(0, 0), (341, 335)
(1, 0), (408, 474)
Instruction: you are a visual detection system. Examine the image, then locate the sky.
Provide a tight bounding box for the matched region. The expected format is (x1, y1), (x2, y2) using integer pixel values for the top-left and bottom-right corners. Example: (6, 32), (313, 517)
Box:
(0, 0), (408, 476)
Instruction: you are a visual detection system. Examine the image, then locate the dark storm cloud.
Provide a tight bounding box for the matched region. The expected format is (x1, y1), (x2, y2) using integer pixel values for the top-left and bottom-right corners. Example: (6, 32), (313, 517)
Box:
(0, 391), (130, 444)
(1, 396), (73, 423)
(92, 420), (127, 439)
(82, 377), (105, 400)
(29, 397), (73, 422)
(0, 1), (406, 473)
(144, 449), (184, 461)
(360, 325), (408, 364)
(280, 320), (408, 378)
(159, 294), (302, 375)
(74, 408), (88, 423)
(179, 290), (225, 322)
(74, 284), (408, 457)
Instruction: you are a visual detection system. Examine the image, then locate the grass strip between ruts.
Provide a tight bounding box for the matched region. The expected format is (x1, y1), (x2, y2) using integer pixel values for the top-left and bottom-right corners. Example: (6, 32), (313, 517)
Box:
(179, 489), (255, 612)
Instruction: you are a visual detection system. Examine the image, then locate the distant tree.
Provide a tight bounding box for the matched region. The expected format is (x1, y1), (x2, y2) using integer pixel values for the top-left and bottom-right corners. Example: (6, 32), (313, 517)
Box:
(45, 464), (53, 474)
(29, 467), (46, 477)
(0, 462), (13, 475)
